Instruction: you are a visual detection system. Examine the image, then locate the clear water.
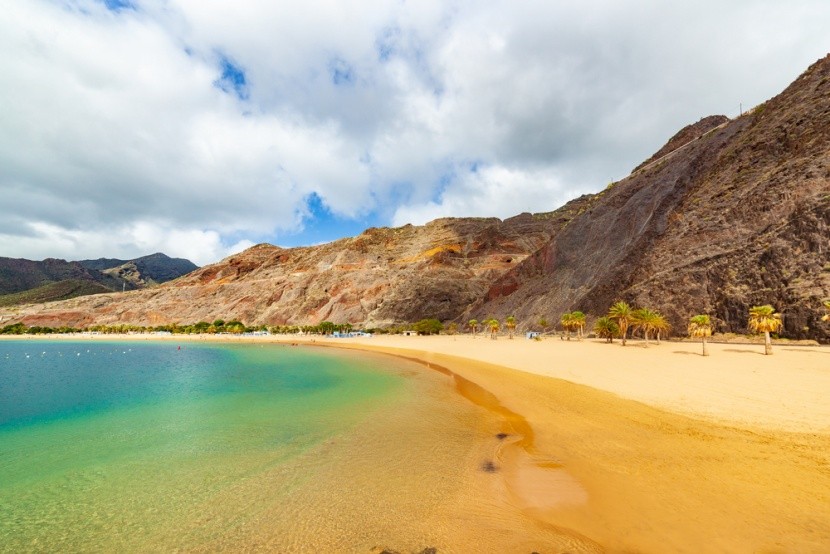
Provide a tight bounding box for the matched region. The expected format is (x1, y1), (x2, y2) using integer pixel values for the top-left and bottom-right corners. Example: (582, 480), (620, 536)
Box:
(0, 341), (427, 552)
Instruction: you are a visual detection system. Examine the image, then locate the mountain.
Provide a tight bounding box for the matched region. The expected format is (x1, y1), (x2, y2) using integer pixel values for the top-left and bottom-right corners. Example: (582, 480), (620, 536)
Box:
(0, 253), (198, 307)
(79, 253), (199, 288)
(0, 205), (590, 329)
(471, 54), (830, 341)
(1, 55), (828, 341)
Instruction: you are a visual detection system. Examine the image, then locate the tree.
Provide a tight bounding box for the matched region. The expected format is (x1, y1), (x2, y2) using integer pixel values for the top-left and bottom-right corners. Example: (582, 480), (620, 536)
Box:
(505, 316), (517, 339)
(593, 316), (619, 343)
(748, 305), (783, 355)
(487, 318), (500, 340)
(560, 312), (575, 340)
(822, 300), (830, 322)
(632, 307), (661, 346)
(318, 321), (336, 335)
(653, 313), (670, 344)
(414, 319), (443, 335)
(468, 319), (479, 337)
(571, 311), (586, 340)
(538, 317), (549, 335)
(688, 314), (712, 356)
(447, 322), (459, 335)
(608, 301), (634, 346)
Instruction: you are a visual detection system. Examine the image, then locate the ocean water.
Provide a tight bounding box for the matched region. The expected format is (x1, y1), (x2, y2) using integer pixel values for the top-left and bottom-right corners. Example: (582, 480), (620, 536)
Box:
(0, 340), (503, 552)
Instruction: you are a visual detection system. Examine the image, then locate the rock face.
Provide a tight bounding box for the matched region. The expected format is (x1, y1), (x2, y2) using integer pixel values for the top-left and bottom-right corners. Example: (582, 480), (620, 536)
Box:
(0, 209), (587, 328)
(473, 54), (830, 341)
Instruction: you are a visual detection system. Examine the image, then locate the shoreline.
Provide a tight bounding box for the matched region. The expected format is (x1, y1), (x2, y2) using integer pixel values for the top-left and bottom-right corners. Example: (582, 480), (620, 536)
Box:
(4, 333), (830, 551)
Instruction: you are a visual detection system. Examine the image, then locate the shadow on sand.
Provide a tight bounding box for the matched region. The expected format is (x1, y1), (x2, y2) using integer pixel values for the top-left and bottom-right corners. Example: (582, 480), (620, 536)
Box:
(723, 348), (765, 355)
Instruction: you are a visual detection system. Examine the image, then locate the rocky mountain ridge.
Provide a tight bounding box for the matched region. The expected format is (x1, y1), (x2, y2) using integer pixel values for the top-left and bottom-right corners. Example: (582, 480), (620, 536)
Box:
(0, 253), (198, 306)
(472, 54), (830, 340)
(0, 206), (589, 329)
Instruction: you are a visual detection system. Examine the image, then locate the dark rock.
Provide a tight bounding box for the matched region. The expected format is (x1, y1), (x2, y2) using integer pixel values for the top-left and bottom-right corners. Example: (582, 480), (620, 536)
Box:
(481, 460), (498, 473)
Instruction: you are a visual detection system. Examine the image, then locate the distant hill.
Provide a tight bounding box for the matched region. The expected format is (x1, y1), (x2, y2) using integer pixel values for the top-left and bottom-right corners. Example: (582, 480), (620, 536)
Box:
(0, 253), (198, 306)
(79, 253), (198, 288)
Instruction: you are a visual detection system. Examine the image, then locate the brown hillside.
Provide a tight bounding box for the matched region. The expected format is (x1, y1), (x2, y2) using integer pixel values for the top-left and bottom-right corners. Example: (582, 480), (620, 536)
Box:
(473, 54), (830, 341)
(0, 202), (592, 328)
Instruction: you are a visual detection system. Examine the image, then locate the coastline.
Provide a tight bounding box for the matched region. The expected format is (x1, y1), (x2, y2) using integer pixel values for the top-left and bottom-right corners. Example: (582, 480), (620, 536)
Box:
(4, 333), (830, 551)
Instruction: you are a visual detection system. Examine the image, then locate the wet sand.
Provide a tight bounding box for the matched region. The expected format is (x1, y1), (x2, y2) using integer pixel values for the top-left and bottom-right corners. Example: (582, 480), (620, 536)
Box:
(6, 333), (830, 551)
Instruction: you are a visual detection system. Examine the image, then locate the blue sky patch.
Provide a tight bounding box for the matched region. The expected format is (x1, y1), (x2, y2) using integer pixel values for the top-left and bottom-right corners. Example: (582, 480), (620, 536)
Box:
(275, 192), (381, 247)
(214, 56), (249, 100)
(329, 58), (355, 86)
(102, 0), (134, 11)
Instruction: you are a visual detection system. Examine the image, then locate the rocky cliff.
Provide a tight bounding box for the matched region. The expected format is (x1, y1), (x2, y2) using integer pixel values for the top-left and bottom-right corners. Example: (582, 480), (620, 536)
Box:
(473, 55), (830, 341)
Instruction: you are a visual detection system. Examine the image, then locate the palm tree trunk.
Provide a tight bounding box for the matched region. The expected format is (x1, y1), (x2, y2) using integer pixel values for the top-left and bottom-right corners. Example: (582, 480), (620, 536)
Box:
(702, 336), (708, 356)
(621, 324), (627, 346)
(764, 331), (772, 355)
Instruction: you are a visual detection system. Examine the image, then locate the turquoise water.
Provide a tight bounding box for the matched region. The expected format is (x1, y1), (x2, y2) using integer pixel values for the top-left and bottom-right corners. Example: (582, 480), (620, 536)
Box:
(0, 340), (410, 551)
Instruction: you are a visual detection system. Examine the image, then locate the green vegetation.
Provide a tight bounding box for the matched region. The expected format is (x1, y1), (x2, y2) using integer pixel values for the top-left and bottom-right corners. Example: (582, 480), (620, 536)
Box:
(607, 301), (634, 346)
(413, 318), (443, 335)
(468, 319), (479, 337)
(593, 316), (619, 343)
(748, 305), (783, 355)
(484, 318), (500, 340)
(560, 311), (586, 340)
(631, 307), (664, 346)
(505, 315), (517, 339)
(688, 314), (713, 356)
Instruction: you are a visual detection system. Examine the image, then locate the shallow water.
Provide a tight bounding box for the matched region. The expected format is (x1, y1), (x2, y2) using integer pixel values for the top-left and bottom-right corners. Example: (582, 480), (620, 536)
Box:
(0, 340), (592, 553)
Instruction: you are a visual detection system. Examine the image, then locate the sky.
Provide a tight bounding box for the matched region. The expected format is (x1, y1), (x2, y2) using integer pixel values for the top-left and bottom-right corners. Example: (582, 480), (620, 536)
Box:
(2, 1), (829, 266)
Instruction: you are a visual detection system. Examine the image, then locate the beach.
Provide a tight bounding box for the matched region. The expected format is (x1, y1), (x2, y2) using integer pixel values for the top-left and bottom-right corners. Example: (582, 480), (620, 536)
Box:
(4, 333), (829, 552)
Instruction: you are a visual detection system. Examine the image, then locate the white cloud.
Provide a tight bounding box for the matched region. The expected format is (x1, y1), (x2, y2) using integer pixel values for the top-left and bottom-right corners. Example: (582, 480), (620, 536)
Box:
(1, 0), (829, 264)
(391, 164), (574, 226)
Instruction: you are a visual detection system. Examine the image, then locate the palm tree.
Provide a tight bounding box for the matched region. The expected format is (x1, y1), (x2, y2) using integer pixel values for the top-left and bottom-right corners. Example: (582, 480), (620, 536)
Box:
(653, 313), (670, 344)
(506, 316), (517, 339)
(593, 316), (619, 343)
(468, 319), (479, 337)
(748, 305), (783, 355)
(608, 301), (634, 346)
(538, 317), (549, 335)
(488, 318), (500, 340)
(571, 311), (586, 341)
(560, 312), (575, 340)
(632, 308), (660, 346)
(688, 314), (712, 356)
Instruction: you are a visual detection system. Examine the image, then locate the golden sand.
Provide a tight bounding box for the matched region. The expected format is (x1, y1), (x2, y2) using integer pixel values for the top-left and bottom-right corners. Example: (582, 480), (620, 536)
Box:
(307, 335), (830, 552)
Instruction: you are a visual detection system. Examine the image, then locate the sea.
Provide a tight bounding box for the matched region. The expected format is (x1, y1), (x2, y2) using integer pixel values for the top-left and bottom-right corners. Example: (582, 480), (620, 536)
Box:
(0, 340), (511, 553)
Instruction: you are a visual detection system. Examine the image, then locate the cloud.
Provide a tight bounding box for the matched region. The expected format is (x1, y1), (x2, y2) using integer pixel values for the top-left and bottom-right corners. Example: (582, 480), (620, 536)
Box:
(1, 0), (829, 264)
